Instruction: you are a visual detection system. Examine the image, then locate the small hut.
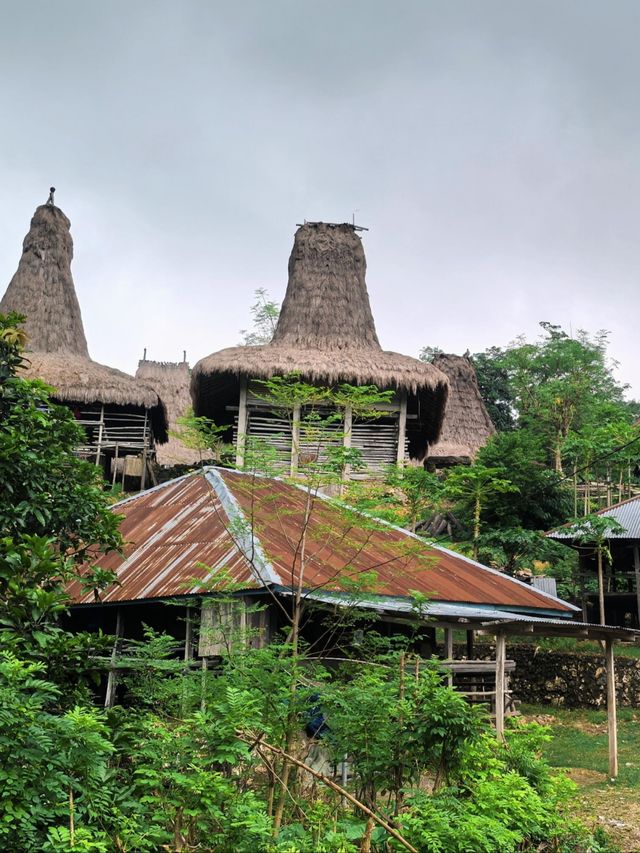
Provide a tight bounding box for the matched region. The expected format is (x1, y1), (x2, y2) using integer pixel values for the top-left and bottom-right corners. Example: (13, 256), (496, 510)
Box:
(427, 353), (495, 467)
(191, 222), (449, 475)
(135, 357), (203, 468)
(0, 196), (168, 487)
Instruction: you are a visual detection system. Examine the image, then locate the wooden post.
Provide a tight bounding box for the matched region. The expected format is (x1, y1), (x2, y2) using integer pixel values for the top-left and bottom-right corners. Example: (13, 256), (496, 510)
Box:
(140, 411), (149, 490)
(184, 606), (193, 662)
(605, 637), (618, 779)
(343, 404), (353, 481)
(444, 627), (454, 687)
(235, 379), (248, 469)
(396, 393), (407, 466)
(466, 629), (474, 659)
(94, 404), (105, 465)
(634, 546), (640, 629)
(290, 403), (301, 476)
(494, 632), (506, 740)
(104, 608), (123, 708)
(597, 545), (606, 626)
(112, 443), (119, 487)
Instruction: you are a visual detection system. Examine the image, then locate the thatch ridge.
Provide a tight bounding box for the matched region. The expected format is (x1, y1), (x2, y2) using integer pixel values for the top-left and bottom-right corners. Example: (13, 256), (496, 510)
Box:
(428, 353), (495, 461)
(0, 204), (89, 356)
(272, 222), (381, 350)
(136, 359), (201, 465)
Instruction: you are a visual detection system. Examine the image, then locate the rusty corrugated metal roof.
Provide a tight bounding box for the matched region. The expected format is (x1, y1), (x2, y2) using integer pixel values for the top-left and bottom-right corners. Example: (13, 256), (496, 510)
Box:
(70, 468), (574, 614)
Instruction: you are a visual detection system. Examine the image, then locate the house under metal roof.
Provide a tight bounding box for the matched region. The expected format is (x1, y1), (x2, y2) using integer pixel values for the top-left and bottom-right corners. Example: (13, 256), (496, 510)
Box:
(70, 467), (576, 619)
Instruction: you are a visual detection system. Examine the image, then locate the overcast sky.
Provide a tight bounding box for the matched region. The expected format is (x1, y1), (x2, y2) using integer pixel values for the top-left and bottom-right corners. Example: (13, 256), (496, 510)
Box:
(1, 2), (639, 394)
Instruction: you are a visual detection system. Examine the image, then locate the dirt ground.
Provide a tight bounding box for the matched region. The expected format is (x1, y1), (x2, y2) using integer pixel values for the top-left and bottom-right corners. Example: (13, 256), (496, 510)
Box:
(568, 770), (640, 853)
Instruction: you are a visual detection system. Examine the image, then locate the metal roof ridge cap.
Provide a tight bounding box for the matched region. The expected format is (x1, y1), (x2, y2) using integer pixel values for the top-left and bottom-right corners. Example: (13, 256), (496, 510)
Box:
(203, 468), (281, 586)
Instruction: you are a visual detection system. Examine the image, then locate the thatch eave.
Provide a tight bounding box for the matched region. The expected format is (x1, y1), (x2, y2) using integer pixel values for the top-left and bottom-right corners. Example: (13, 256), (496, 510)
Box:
(22, 352), (169, 442)
(191, 344), (449, 397)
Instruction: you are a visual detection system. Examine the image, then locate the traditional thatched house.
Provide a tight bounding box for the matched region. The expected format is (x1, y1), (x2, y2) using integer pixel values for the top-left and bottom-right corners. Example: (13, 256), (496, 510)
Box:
(135, 357), (203, 468)
(427, 354), (495, 467)
(0, 197), (168, 487)
(67, 467), (635, 770)
(192, 223), (449, 476)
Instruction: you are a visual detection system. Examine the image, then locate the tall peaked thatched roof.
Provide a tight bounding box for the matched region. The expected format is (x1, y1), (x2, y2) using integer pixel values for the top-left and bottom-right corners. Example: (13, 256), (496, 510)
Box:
(136, 359), (202, 466)
(192, 222), (449, 454)
(0, 204), (89, 356)
(1, 198), (168, 440)
(427, 353), (495, 463)
(272, 222), (380, 349)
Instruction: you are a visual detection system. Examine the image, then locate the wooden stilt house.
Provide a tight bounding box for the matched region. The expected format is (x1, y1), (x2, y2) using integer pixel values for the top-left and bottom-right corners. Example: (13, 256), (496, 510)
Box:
(191, 222), (449, 476)
(0, 197), (168, 488)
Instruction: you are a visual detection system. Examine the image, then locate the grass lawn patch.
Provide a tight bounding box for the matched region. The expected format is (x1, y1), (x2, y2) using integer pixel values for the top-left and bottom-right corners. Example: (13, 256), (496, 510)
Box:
(520, 704), (640, 852)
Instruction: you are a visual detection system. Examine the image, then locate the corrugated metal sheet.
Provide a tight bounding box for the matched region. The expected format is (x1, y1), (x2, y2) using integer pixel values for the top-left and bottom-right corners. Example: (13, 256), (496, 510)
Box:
(222, 470), (574, 613)
(549, 496), (640, 541)
(70, 468), (574, 614)
(68, 475), (259, 604)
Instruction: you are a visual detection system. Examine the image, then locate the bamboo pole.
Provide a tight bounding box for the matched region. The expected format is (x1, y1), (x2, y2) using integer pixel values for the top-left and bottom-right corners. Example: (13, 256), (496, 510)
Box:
(444, 628), (454, 687)
(494, 632), (506, 741)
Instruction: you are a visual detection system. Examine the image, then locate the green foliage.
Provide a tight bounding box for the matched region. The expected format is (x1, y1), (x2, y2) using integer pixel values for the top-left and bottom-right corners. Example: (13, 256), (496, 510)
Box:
(240, 287), (281, 346)
(170, 406), (233, 465)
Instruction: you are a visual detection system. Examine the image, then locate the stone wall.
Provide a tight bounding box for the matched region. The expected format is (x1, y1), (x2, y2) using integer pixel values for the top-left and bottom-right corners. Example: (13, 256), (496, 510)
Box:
(456, 643), (640, 709)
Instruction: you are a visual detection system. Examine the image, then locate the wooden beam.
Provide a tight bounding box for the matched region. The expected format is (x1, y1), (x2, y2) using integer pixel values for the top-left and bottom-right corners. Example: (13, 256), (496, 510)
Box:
(290, 403), (301, 476)
(494, 632), (506, 741)
(605, 637), (618, 779)
(235, 379), (248, 468)
(396, 392), (407, 466)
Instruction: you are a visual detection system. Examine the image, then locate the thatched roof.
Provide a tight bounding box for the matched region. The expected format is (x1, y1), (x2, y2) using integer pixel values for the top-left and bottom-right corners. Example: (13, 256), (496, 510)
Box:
(136, 359), (202, 466)
(192, 223), (449, 451)
(272, 222), (380, 349)
(0, 204), (89, 355)
(427, 353), (495, 463)
(1, 199), (168, 440)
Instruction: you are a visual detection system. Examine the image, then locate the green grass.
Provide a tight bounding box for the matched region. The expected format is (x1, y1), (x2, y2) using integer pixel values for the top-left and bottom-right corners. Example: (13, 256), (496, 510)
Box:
(520, 704), (640, 788)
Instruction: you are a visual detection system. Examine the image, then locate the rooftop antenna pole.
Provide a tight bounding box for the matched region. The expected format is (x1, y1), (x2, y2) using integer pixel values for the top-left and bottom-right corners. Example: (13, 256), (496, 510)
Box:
(183, 350), (186, 363)
(143, 347), (147, 360)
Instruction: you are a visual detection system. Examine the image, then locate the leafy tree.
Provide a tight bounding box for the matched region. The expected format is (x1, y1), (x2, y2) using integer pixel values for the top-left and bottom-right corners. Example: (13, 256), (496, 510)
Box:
(471, 347), (517, 432)
(170, 406), (233, 466)
(443, 465), (518, 560)
(239, 287), (280, 346)
(0, 312), (120, 661)
(475, 431), (572, 531)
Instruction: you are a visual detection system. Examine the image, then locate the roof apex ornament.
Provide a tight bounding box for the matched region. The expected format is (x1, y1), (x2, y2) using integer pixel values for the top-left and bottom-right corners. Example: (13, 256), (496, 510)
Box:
(47, 186), (55, 206)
